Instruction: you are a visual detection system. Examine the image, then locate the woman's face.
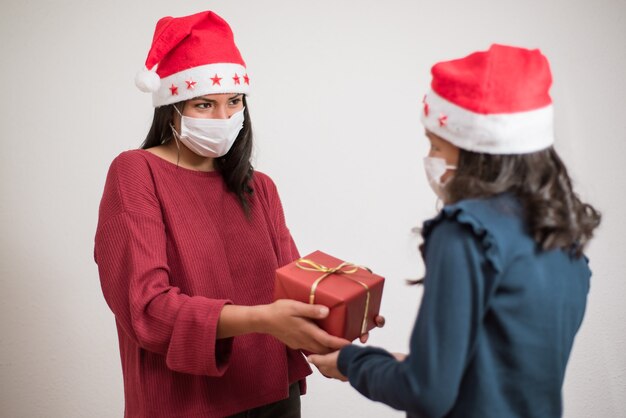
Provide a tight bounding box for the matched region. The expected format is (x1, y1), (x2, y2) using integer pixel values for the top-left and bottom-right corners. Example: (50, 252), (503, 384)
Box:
(426, 131), (460, 182)
(173, 93), (244, 128)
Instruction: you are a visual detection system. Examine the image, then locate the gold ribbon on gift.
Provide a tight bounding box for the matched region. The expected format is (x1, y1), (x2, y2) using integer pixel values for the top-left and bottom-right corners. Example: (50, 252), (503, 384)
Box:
(295, 258), (373, 336)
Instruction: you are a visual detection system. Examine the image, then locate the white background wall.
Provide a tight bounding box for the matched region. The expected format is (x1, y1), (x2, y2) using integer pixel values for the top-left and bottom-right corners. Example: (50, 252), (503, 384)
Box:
(1, 0), (624, 417)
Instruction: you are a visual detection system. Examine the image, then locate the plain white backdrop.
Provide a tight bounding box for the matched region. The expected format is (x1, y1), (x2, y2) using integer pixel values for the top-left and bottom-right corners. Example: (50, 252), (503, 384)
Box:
(1, 0), (625, 417)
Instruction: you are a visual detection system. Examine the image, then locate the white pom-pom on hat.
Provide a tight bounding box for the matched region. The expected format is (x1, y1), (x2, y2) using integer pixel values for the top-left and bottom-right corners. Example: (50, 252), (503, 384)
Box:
(135, 67), (161, 93)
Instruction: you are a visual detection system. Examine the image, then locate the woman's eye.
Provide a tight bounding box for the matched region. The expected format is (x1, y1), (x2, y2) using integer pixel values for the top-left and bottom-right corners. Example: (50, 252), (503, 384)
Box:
(229, 98), (241, 106)
(196, 102), (212, 109)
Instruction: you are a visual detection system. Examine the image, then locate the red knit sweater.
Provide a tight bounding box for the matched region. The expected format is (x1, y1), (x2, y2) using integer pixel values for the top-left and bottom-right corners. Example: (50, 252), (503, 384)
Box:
(94, 150), (311, 417)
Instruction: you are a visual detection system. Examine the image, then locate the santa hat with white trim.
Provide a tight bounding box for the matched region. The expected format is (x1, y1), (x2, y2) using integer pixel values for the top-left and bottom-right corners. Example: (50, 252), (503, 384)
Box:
(135, 11), (250, 107)
(421, 44), (554, 154)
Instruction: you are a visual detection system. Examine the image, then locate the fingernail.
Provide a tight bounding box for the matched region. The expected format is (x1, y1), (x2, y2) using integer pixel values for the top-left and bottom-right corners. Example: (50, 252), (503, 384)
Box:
(319, 307), (329, 316)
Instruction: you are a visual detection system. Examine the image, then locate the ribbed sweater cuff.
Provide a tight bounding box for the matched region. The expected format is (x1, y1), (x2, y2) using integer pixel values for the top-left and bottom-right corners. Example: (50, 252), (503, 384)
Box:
(166, 297), (233, 376)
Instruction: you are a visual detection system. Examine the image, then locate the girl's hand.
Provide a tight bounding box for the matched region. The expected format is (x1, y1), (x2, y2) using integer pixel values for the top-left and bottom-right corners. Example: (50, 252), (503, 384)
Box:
(307, 350), (347, 381)
(260, 299), (351, 354)
(392, 352), (407, 361)
(358, 314), (386, 343)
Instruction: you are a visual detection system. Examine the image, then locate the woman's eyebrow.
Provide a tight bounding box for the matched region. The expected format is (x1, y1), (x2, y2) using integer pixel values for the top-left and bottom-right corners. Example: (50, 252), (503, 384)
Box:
(191, 97), (216, 103)
(192, 94), (242, 103)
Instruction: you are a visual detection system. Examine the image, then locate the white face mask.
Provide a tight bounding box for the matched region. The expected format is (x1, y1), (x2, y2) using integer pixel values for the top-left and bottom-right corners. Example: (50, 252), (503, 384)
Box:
(171, 107), (245, 158)
(423, 156), (456, 201)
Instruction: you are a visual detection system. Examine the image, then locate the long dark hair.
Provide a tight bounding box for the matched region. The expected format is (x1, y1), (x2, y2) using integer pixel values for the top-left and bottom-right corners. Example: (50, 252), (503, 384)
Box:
(446, 146), (600, 257)
(409, 146), (600, 285)
(140, 96), (255, 215)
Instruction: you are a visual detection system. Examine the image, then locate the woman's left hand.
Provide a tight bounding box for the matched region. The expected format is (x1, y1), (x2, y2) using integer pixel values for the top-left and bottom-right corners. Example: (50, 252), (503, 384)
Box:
(359, 314), (386, 343)
(307, 350), (347, 381)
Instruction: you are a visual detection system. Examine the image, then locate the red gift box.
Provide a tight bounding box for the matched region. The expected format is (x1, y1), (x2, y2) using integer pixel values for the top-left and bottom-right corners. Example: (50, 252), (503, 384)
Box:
(274, 250), (385, 342)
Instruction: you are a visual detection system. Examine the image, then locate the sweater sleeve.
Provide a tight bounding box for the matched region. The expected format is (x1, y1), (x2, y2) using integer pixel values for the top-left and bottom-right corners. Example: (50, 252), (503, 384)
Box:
(338, 218), (491, 417)
(254, 172), (300, 264)
(94, 153), (233, 377)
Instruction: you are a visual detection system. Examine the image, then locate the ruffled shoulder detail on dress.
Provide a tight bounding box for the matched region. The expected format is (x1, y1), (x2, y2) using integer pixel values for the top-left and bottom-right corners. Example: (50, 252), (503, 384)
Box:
(421, 201), (503, 273)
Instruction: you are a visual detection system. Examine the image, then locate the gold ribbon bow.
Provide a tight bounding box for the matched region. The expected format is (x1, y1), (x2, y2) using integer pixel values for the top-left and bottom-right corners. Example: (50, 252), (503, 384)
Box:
(295, 258), (373, 336)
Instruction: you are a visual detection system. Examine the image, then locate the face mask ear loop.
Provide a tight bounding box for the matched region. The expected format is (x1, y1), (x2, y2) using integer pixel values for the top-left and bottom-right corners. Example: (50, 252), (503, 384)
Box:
(173, 129), (181, 168)
(435, 197), (443, 212)
(439, 166), (456, 208)
(170, 103), (185, 168)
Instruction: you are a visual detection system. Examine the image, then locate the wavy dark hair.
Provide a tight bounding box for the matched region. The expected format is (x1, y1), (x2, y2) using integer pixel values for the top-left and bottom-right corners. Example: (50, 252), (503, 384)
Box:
(446, 146), (600, 257)
(409, 145), (600, 285)
(140, 96), (255, 215)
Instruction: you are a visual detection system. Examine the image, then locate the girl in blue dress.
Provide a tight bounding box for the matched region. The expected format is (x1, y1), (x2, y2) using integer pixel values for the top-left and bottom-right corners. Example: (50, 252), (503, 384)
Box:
(309, 44), (601, 418)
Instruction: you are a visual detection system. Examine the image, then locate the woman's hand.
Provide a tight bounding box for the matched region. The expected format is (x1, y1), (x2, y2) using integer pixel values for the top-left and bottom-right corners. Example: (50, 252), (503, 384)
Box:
(259, 299), (351, 354)
(307, 350), (347, 381)
(358, 314), (386, 343)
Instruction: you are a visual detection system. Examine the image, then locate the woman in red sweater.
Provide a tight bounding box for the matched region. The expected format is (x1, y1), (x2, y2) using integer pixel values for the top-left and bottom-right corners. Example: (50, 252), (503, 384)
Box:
(94, 11), (352, 418)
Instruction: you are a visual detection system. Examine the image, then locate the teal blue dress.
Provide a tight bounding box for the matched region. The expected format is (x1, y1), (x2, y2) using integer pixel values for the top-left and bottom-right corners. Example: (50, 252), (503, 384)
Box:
(338, 194), (590, 418)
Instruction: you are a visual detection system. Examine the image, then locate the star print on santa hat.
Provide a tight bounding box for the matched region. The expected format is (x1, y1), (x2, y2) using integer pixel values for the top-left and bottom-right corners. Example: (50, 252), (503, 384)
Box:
(134, 11), (251, 107)
(423, 95), (430, 116)
(243, 74), (250, 85)
(438, 113), (447, 127)
(211, 74), (222, 86)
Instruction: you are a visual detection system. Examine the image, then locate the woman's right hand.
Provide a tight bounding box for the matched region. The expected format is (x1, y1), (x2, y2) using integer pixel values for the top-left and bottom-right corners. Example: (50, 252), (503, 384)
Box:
(259, 299), (351, 354)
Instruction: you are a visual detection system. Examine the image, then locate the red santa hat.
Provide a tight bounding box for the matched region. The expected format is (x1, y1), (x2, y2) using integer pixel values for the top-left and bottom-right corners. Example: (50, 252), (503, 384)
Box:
(421, 44), (554, 154)
(135, 11), (250, 107)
